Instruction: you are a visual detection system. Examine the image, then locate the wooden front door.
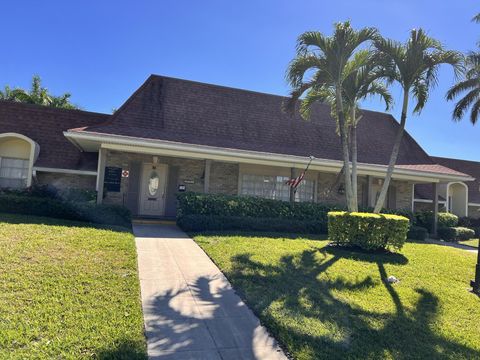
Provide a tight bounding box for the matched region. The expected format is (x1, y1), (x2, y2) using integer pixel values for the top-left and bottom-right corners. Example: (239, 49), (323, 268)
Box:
(139, 163), (168, 217)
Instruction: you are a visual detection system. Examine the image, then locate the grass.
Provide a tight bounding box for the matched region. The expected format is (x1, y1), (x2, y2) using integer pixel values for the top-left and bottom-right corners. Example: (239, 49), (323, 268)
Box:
(0, 213), (147, 359)
(194, 232), (480, 360)
(459, 238), (479, 248)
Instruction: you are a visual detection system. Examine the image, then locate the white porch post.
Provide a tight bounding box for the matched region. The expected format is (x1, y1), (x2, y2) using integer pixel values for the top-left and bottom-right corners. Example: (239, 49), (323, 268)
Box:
(204, 159), (211, 193)
(96, 148), (107, 204)
(432, 182), (439, 236)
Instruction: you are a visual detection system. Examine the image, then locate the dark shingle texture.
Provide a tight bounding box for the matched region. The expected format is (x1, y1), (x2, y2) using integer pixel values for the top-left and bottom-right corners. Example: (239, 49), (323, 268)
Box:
(78, 75), (435, 166)
(0, 101), (109, 170)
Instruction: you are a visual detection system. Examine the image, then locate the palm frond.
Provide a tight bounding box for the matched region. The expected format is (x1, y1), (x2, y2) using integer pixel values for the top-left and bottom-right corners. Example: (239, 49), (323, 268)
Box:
(452, 88), (480, 120)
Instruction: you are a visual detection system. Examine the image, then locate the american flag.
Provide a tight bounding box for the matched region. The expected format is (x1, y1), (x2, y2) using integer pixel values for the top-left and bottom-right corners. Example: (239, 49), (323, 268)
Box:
(286, 172), (305, 189)
(285, 155), (314, 190)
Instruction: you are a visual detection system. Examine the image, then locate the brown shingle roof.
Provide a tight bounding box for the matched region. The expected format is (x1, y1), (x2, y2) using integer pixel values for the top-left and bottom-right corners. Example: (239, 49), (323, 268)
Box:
(433, 157), (480, 203)
(73, 75), (436, 166)
(0, 101), (109, 171)
(397, 164), (471, 177)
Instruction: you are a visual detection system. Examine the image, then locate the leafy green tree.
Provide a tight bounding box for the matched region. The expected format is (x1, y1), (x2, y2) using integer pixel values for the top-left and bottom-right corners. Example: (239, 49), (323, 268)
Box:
(0, 75), (79, 109)
(286, 22), (378, 211)
(372, 29), (462, 213)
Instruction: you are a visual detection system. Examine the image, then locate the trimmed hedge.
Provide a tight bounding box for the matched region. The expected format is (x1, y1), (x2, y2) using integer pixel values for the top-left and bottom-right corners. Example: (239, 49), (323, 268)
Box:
(437, 226), (476, 242)
(407, 226), (429, 241)
(415, 211), (459, 230)
(0, 194), (131, 227)
(177, 214), (325, 233)
(328, 211), (409, 251)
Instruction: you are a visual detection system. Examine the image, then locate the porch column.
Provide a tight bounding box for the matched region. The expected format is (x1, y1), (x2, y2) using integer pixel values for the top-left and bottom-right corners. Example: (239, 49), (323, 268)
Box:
(96, 148), (106, 204)
(366, 175), (372, 207)
(289, 168), (295, 203)
(204, 159), (211, 193)
(432, 182), (439, 236)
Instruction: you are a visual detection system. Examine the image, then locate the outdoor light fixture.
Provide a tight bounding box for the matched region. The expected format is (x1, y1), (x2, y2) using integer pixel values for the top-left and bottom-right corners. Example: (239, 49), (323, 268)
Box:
(338, 184), (345, 195)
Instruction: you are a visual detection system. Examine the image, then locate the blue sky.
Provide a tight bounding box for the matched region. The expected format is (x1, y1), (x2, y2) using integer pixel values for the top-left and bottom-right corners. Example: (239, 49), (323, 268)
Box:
(1, 1), (478, 160)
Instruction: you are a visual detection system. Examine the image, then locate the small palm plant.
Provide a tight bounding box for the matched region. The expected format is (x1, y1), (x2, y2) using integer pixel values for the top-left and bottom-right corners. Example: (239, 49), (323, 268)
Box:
(286, 21), (378, 211)
(372, 29), (462, 213)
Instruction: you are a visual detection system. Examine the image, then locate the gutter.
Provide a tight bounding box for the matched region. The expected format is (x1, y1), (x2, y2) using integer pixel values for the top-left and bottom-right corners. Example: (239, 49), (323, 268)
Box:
(64, 130), (475, 183)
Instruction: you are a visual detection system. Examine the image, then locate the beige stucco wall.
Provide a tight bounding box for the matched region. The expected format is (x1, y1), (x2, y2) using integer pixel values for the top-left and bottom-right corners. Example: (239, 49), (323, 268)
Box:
(0, 138), (30, 159)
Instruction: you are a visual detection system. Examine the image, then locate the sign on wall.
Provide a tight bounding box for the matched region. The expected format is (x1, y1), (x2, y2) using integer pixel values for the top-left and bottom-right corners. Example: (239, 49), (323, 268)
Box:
(104, 166), (122, 192)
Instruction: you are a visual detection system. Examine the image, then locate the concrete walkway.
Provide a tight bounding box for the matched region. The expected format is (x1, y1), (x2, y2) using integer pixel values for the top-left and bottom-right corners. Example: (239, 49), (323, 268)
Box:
(425, 238), (478, 254)
(134, 224), (288, 360)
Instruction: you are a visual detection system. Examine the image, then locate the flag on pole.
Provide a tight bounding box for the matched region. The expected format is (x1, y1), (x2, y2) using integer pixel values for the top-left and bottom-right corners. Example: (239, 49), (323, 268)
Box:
(286, 172), (305, 189)
(286, 156), (314, 191)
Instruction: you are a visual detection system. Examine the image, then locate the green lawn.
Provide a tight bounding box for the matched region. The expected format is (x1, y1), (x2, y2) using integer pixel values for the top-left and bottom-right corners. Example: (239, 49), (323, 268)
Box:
(194, 232), (480, 360)
(0, 213), (146, 359)
(459, 238), (479, 248)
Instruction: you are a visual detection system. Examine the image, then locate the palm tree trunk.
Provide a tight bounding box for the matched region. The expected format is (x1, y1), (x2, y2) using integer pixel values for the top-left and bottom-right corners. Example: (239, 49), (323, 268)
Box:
(351, 107), (358, 211)
(373, 90), (409, 213)
(335, 86), (354, 212)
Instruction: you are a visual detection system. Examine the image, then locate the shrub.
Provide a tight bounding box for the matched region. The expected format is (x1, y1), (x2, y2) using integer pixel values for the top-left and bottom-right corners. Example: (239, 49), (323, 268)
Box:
(328, 211), (409, 251)
(414, 211), (458, 231)
(407, 226), (428, 241)
(458, 216), (480, 228)
(177, 192), (414, 234)
(0, 194), (130, 227)
(437, 226), (476, 242)
(177, 214), (325, 234)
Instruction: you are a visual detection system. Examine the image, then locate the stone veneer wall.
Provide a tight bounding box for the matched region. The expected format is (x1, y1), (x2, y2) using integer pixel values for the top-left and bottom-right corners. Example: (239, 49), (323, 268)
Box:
(103, 151), (207, 206)
(209, 161), (239, 195)
(35, 172), (96, 190)
(393, 180), (413, 210)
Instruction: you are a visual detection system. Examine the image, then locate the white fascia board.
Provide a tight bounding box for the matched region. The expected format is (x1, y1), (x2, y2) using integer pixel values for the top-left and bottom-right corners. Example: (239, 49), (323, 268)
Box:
(468, 203), (480, 207)
(414, 198), (447, 204)
(64, 131), (474, 183)
(33, 166), (97, 176)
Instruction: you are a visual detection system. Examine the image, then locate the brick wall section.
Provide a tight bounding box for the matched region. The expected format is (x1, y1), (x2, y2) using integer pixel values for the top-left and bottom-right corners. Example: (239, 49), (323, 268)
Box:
(393, 180), (413, 210)
(103, 151), (208, 206)
(209, 162), (239, 195)
(35, 172), (96, 190)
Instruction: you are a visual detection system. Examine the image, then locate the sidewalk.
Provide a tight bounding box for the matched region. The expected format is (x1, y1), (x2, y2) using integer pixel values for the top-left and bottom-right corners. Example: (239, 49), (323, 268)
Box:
(134, 224), (288, 360)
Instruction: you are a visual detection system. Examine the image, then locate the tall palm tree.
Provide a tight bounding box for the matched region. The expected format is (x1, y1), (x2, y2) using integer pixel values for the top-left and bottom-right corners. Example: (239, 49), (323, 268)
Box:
(286, 22), (378, 211)
(372, 29), (462, 213)
(446, 52), (480, 124)
(0, 75), (78, 109)
(298, 50), (392, 210)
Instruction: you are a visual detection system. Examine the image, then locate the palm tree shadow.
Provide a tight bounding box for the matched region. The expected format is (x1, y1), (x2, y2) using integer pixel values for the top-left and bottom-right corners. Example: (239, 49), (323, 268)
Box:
(227, 246), (480, 359)
(140, 274), (277, 358)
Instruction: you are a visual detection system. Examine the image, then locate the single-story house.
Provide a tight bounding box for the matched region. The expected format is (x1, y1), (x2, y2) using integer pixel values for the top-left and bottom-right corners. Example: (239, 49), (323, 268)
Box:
(0, 75), (478, 219)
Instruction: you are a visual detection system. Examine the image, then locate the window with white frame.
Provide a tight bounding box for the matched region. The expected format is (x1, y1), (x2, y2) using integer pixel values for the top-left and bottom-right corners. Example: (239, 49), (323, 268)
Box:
(240, 174), (315, 202)
(0, 157), (29, 188)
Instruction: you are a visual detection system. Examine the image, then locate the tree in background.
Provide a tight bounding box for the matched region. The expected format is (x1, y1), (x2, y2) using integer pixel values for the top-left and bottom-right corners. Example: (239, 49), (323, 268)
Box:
(372, 29), (462, 213)
(286, 22), (378, 211)
(447, 14), (480, 125)
(0, 75), (79, 109)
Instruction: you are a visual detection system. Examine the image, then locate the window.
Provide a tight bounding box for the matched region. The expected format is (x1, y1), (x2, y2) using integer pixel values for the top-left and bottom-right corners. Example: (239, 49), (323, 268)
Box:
(240, 174), (315, 202)
(0, 157), (29, 188)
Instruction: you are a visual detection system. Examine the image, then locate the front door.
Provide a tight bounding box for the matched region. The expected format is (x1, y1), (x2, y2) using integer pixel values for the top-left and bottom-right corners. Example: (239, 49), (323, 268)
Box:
(139, 163), (168, 217)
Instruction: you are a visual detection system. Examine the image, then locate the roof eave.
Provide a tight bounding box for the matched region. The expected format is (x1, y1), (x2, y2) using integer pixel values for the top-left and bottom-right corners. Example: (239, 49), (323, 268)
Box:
(64, 130), (475, 183)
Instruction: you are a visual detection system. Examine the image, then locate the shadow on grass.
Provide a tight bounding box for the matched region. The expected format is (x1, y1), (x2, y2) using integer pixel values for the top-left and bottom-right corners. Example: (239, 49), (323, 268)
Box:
(0, 212), (131, 233)
(227, 246), (480, 359)
(95, 339), (147, 360)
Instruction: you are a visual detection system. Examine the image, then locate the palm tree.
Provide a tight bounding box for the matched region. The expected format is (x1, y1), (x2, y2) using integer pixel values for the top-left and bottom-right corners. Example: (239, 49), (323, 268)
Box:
(0, 75), (78, 109)
(286, 22), (378, 211)
(372, 29), (462, 213)
(446, 52), (480, 124)
(298, 50), (392, 210)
